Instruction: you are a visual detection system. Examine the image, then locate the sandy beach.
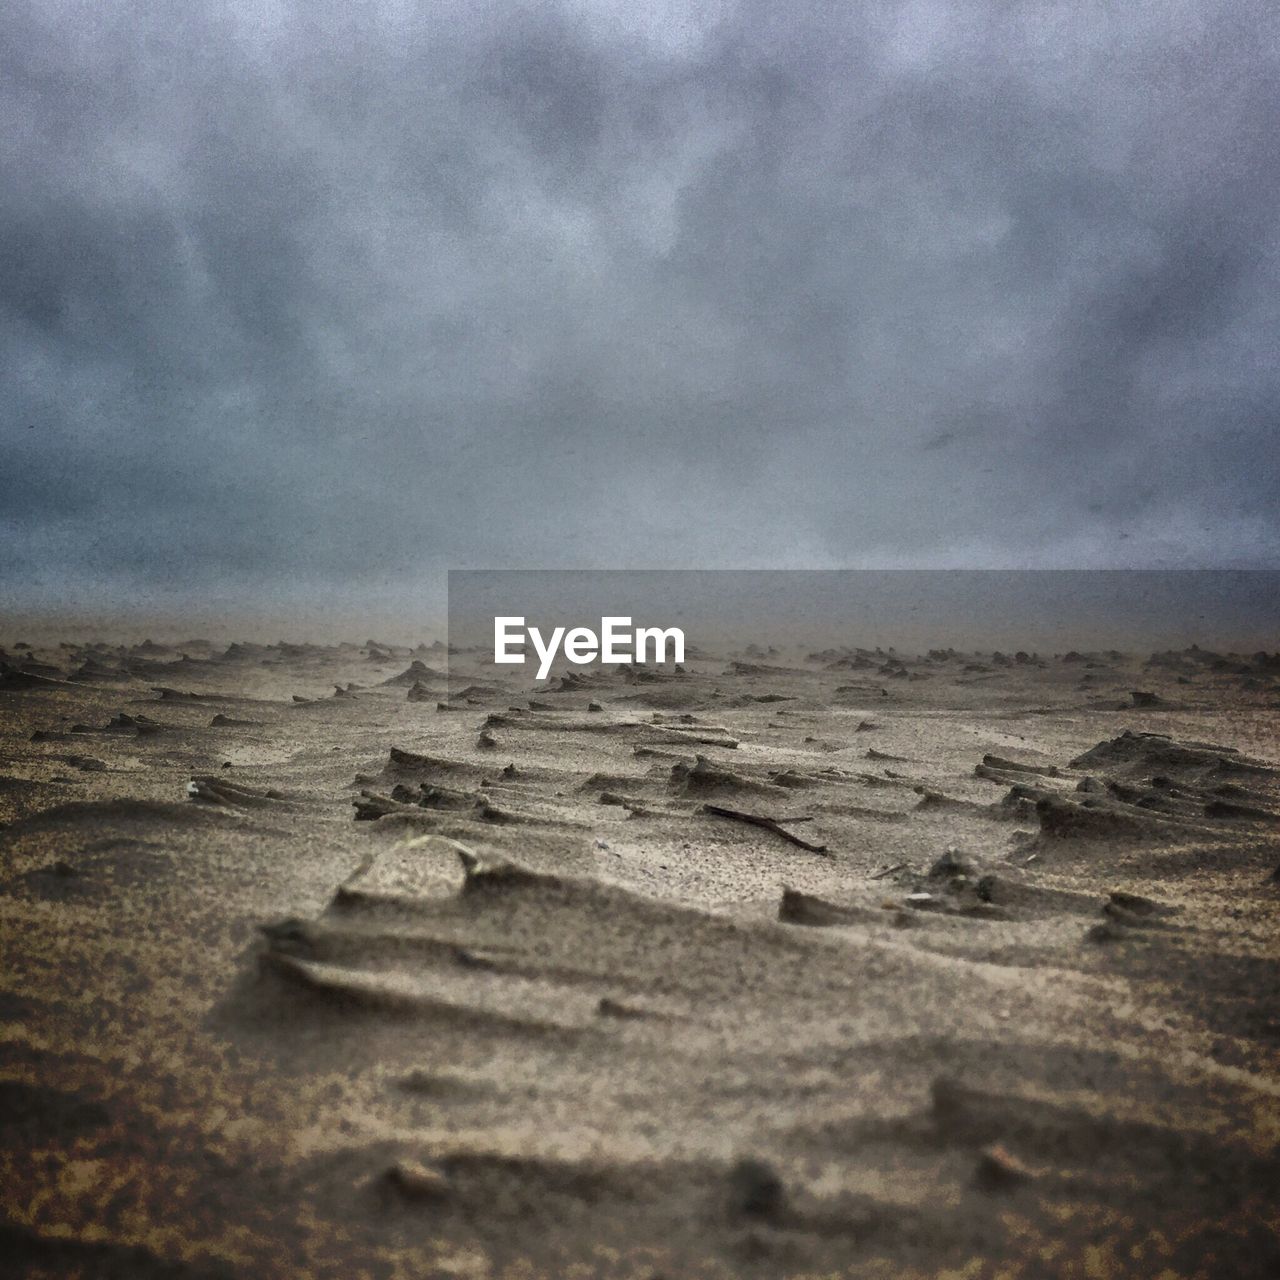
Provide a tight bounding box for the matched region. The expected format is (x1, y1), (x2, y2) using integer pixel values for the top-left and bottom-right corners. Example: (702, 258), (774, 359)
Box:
(2, 634), (1277, 1277)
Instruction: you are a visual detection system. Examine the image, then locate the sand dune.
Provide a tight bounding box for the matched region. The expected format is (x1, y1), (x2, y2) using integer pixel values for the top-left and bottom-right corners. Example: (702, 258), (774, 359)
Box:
(1, 637), (1278, 1277)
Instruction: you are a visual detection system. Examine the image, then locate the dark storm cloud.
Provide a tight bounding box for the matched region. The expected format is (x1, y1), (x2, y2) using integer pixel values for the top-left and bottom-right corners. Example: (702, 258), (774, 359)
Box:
(2, 0), (1278, 612)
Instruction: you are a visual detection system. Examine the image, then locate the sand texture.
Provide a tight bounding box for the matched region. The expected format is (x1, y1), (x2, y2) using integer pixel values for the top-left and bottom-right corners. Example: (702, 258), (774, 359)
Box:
(2, 636), (1279, 1277)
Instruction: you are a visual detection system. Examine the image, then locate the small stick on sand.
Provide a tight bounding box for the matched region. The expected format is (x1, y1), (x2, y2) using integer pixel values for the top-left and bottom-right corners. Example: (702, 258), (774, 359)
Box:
(869, 862), (908, 880)
(701, 804), (829, 854)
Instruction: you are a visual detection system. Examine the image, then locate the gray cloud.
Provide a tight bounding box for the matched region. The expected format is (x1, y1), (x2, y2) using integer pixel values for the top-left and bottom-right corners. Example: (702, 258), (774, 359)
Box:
(3, 0), (1278, 616)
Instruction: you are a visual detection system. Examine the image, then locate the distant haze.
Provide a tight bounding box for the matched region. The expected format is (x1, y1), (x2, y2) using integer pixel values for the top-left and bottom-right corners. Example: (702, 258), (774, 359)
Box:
(3, 1), (1278, 625)
(449, 570), (1280, 656)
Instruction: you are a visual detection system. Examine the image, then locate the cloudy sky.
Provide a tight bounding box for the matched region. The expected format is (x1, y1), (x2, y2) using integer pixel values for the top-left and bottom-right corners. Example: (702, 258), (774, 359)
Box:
(3, 0), (1278, 619)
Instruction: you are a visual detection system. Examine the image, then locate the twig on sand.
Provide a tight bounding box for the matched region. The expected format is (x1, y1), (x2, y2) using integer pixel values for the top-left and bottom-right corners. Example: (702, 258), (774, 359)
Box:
(701, 804), (829, 854)
(869, 862), (907, 880)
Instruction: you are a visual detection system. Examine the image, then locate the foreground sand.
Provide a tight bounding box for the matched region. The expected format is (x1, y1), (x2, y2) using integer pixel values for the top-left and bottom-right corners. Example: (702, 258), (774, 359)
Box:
(1, 636), (1278, 1278)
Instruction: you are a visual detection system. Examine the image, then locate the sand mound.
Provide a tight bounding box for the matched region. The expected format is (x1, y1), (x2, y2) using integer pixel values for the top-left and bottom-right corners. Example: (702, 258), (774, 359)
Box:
(1, 797), (234, 837)
(380, 660), (446, 686)
(669, 755), (791, 798)
(1070, 729), (1273, 780)
(0, 662), (74, 690)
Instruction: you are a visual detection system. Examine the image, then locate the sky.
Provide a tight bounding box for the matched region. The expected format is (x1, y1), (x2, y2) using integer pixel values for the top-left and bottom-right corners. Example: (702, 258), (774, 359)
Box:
(3, 0), (1278, 623)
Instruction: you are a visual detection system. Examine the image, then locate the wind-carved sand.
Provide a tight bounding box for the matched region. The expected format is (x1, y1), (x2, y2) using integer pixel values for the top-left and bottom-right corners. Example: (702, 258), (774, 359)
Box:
(1, 637), (1279, 1277)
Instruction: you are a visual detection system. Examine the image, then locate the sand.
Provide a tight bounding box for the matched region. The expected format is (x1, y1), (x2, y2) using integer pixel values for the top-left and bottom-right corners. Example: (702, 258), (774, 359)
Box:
(1, 636), (1278, 1277)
